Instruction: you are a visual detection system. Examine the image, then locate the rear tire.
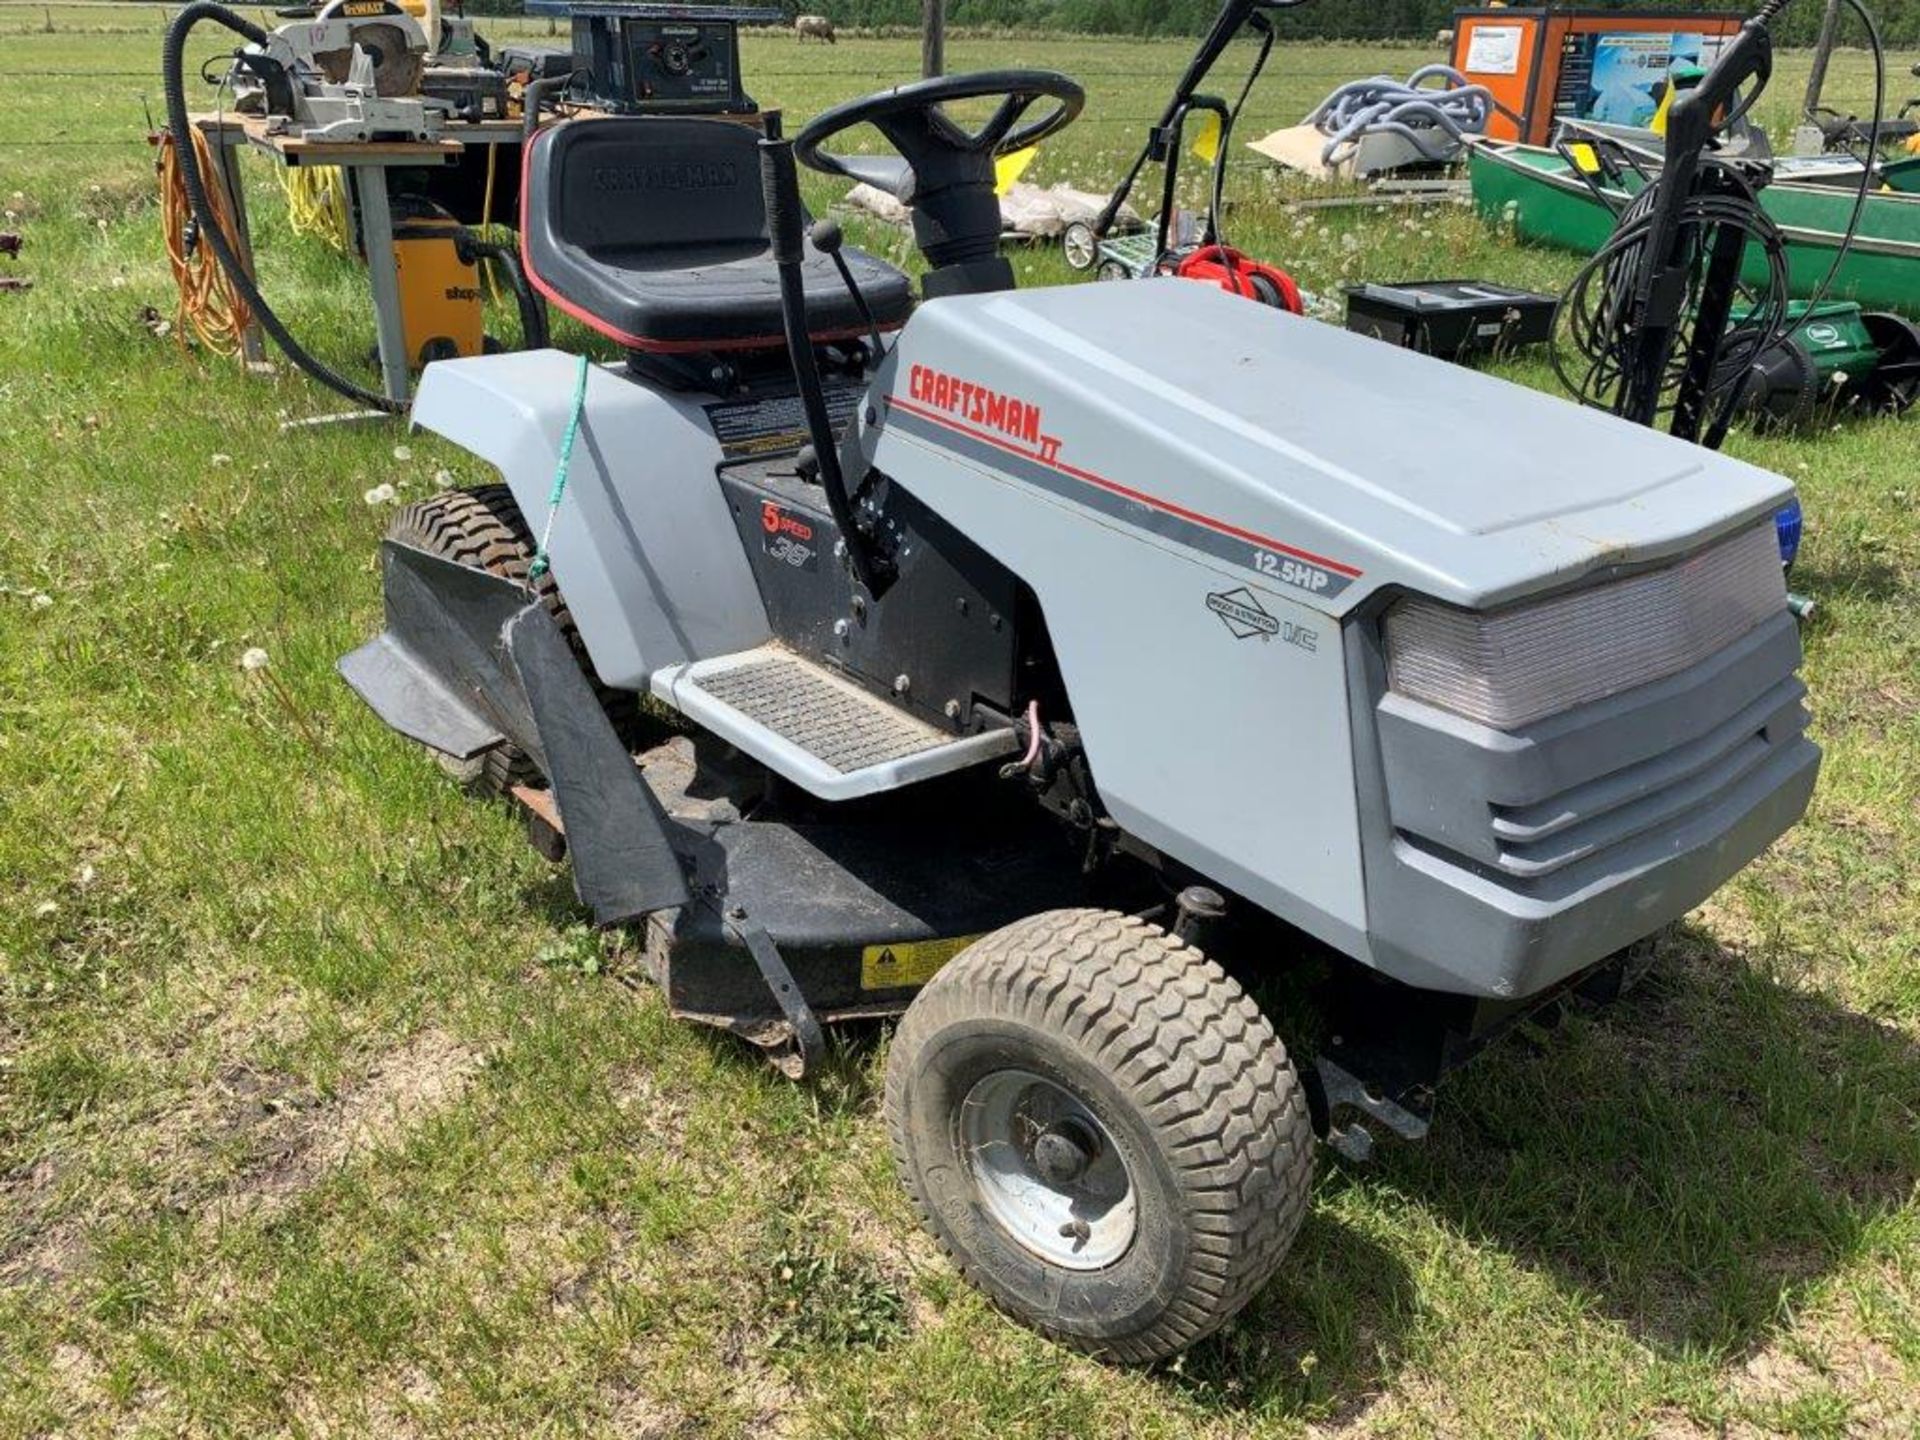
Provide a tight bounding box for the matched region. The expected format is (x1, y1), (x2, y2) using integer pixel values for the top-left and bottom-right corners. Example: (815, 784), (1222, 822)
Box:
(386, 485), (647, 796)
(884, 909), (1313, 1363)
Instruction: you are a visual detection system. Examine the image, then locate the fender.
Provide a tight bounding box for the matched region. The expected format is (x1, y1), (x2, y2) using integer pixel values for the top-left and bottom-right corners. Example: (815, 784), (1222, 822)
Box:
(409, 349), (770, 690)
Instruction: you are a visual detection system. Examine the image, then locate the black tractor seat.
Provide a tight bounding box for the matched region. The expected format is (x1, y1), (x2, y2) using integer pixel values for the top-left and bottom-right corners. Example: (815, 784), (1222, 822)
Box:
(521, 116), (914, 355)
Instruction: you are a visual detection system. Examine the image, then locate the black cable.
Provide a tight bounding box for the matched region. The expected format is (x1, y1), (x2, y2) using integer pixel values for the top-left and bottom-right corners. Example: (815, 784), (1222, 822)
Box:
(163, 0), (405, 413)
(1207, 16), (1275, 255)
(1554, 182), (1792, 432)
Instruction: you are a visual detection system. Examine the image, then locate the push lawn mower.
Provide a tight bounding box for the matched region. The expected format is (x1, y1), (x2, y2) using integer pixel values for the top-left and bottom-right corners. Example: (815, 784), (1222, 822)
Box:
(339, 66), (1819, 1361)
(1063, 0), (1303, 310)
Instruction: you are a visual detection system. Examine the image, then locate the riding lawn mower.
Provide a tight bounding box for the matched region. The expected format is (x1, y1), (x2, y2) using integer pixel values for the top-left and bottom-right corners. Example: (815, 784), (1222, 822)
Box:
(339, 65), (1820, 1360)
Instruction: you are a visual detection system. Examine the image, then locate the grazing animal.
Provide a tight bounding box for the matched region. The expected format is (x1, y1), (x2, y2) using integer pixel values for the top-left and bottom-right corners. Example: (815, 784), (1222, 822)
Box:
(796, 13), (835, 43)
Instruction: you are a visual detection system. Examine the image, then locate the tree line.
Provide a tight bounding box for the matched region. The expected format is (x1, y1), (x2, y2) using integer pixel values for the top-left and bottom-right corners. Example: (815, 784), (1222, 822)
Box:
(470, 1), (1920, 49)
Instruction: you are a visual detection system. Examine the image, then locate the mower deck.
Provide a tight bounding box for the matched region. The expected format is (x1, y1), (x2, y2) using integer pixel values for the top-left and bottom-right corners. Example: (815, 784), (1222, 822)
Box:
(519, 735), (1123, 1073)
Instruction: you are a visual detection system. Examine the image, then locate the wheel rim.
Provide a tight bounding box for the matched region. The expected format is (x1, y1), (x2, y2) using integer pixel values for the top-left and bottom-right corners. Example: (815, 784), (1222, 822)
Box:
(957, 1069), (1136, 1270)
(1063, 224), (1096, 269)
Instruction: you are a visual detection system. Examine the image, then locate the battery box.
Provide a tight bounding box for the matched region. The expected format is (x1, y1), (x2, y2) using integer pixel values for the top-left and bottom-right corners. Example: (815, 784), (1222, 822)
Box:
(498, 43), (575, 83)
(1343, 279), (1557, 362)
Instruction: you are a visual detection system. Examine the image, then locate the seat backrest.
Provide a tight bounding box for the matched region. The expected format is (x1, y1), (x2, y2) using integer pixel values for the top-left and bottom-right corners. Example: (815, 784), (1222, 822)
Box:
(526, 116), (769, 256)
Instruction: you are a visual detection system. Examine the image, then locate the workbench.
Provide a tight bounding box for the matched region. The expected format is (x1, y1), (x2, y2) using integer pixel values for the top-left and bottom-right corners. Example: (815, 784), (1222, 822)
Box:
(191, 112), (528, 405)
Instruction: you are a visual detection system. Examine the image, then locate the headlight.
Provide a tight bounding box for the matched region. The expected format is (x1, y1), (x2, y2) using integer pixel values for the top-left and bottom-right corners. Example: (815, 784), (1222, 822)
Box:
(1385, 522), (1787, 731)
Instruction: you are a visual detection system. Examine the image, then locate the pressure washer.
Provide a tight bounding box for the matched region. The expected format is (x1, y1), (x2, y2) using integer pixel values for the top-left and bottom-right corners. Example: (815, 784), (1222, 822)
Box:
(1551, 0), (1895, 586)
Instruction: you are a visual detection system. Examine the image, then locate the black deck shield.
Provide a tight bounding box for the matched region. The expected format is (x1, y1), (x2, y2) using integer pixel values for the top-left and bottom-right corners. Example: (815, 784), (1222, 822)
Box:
(339, 540), (689, 925)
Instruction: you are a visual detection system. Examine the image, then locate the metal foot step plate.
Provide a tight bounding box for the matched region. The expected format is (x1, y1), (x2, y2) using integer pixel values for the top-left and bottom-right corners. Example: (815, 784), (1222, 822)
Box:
(651, 646), (1016, 801)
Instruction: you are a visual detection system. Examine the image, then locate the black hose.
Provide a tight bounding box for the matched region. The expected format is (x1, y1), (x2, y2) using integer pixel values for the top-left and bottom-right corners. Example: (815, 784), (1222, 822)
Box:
(1553, 182), (1793, 435)
(521, 70), (584, 148)
(464, 235), (549, 350)
(163, 0), (406, 413)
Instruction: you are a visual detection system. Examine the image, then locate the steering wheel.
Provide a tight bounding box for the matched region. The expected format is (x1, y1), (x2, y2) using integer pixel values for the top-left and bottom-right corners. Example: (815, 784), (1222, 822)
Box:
(794, 70), (1083, 290)
(795, 69), (1084, 197)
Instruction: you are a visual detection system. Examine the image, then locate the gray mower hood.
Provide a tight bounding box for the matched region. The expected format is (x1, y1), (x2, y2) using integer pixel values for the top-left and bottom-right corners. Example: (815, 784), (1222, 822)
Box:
(870, 280), (1795, 616)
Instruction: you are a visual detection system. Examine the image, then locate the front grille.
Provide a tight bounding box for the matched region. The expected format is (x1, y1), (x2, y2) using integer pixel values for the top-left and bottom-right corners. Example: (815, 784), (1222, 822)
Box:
(1482, 675), (1808, 881)
(1386, 522), (1787, 731)
(1375, 609), (1813, 898)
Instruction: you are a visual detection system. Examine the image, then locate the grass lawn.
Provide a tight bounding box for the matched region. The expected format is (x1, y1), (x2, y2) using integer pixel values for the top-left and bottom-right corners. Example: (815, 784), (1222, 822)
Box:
(2, 7), (1917, 1436)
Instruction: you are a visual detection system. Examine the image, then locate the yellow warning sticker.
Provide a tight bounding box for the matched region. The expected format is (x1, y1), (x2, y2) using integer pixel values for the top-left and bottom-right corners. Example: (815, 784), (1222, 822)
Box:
(860, 935), (981, 991)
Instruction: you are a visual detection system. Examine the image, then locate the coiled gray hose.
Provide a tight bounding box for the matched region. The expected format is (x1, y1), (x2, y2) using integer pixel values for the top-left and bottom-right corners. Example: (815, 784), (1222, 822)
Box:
(1308, 65), (1493, 166)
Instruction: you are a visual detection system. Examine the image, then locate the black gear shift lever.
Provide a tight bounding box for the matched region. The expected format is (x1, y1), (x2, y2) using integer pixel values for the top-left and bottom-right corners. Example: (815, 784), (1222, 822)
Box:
(809, 218), (886, 360)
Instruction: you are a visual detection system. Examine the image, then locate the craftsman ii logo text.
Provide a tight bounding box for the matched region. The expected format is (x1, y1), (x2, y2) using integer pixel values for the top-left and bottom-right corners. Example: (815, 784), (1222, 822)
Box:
(593, 162), (737, 193)
(906, 364), (1055, 455)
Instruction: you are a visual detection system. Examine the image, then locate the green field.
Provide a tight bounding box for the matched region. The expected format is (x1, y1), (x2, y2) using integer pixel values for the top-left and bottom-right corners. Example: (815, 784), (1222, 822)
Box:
(2, 7), (1918, 1436)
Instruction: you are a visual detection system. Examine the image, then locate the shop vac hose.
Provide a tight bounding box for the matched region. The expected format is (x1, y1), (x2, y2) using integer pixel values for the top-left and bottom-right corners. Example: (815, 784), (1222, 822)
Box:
(462, 234), (549, 350)
(162, 0), (407, 413)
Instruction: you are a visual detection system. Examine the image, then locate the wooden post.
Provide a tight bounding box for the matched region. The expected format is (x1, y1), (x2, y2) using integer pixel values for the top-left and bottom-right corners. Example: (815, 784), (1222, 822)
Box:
(1802, 0), (1844, 121)
(922, 0), (944, 78)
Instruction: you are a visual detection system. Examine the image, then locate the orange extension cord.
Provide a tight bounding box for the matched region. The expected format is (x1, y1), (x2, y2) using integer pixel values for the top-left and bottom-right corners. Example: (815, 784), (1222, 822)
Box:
(156, 126), (254, 357)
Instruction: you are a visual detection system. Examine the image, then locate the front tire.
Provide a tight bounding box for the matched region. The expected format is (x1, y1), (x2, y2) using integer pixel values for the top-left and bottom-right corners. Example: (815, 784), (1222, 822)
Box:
(884, 909), (1313, 1363)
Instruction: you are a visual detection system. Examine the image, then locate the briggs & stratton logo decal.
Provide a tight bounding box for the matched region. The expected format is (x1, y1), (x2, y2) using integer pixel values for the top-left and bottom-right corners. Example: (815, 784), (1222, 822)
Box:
(1207, 588), (1280, 639)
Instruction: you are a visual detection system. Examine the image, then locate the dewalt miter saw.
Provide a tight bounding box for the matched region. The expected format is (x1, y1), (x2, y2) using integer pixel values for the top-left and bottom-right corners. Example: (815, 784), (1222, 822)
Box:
(230, 0), (451, 143)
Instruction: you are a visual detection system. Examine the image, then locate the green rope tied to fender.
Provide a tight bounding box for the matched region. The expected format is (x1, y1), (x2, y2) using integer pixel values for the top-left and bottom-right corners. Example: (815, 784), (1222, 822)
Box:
(529, 352), (591, 583)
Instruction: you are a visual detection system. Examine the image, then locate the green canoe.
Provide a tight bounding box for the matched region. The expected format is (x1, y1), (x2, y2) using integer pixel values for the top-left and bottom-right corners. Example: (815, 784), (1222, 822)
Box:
(1468, 139), (1920, 315)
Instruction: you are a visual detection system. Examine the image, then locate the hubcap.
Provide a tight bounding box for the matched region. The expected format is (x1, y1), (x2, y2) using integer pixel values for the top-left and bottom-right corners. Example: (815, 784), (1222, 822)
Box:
(958, 1069), (1136, 1269)
(1064, 225), (1095, 269)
